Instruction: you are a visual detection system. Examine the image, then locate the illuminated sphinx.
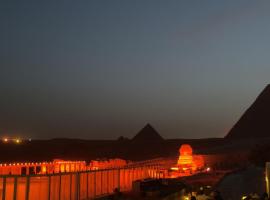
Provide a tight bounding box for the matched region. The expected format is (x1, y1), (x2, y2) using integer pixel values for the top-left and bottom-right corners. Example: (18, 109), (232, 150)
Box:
(177, 144), (204, 172)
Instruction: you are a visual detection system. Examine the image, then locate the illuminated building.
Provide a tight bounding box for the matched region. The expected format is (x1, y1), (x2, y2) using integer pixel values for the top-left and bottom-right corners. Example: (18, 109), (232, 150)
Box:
(89, 158), (127, 170)
(0, 158), (128, 175)
(0, 160), (86, 175)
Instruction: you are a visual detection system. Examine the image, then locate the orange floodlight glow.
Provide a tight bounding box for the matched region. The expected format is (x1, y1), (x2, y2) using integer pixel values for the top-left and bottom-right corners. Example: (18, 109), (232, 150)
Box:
(3, 138), (8, 142)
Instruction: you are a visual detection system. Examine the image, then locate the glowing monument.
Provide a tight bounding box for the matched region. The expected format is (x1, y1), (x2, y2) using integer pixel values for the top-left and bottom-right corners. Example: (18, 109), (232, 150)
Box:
(175, 144), (204, 173)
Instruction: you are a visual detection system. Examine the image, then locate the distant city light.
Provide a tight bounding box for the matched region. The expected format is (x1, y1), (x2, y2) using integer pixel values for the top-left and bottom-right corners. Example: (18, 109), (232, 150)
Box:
(1, 137), (25, 144)
(15, 139), (21, 144)
(206, 167), (211, 172)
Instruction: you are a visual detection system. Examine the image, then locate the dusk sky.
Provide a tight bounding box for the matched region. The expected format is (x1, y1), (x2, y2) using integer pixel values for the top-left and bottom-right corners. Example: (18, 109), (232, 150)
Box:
(1, 1), (270, 139)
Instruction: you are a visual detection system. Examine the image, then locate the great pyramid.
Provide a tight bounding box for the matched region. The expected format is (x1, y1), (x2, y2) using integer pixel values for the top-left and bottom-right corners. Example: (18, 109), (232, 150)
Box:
(132, 124), (164, 142)
(226, 84), (270, 139)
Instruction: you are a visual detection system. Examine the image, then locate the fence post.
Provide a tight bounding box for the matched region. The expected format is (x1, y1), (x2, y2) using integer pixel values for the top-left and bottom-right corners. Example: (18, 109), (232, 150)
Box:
(112, 170), (115, 192)
(48, 175), (51, 200)
(74, 173), (78, 200)
(69, 174), (72, 200)
(13, 177), (18, 200)
(131, 168), (134, 184)
(94, 171), (96, 197)
(100, 171), (103, 195)
(25, 176), (30, 200)
(76, 173), (80, 200)
(59, 175), (62, 200)
(2, 177), (6, 200)
(123, 169), (125, 191)
(86, 173), (89, 199)
(127, 168), (130, 190)
(107, 170), (109, 194)
(118, 169), (120, 192)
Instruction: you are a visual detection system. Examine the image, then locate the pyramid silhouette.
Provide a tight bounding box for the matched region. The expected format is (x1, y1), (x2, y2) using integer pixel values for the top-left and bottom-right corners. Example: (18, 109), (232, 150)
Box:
(226, 84), (270, 139)
(132, 124), (164, 142)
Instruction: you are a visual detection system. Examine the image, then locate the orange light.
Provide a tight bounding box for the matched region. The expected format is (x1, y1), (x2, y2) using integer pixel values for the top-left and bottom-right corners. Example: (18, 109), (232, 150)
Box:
(3, 138), (8, 142)
(15, 139), (21, 144)
(60, 164), (65, 172)
(42, 166), (47, 173)
(66, 164), (70, 172)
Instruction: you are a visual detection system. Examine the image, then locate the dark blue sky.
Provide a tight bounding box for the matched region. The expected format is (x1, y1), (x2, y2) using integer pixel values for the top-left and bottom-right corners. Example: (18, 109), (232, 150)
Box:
(1, 0), (270, 139)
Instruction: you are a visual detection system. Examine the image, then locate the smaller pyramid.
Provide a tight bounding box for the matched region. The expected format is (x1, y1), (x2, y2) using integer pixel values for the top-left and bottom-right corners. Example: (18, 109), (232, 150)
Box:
(132, 124), (164, 142)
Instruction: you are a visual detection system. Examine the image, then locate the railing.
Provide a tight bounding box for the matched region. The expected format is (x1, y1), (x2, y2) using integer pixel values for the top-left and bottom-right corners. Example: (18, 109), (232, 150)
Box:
(0, 165), (161, 200)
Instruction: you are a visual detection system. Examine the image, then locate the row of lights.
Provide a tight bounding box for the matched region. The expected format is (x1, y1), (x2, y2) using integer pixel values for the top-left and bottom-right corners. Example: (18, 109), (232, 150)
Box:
(2, 138), (21, 144)
(2, 138), (31, 144)
(0, 162), (53, 167)
(0, 161), (86, 167)
(55, 161), (86, 164)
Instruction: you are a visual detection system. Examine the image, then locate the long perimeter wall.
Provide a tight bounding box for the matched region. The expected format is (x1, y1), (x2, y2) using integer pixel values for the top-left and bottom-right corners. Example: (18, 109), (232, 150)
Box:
(0, 164), (161, 200)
